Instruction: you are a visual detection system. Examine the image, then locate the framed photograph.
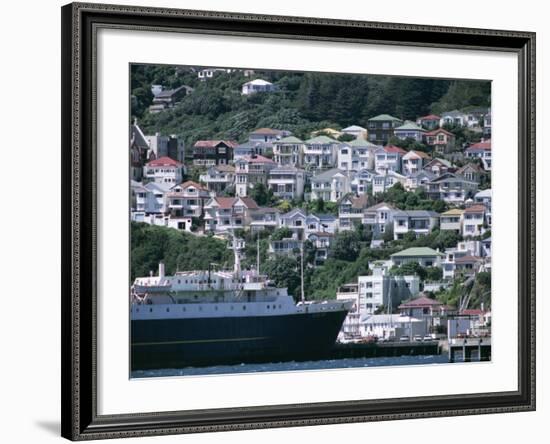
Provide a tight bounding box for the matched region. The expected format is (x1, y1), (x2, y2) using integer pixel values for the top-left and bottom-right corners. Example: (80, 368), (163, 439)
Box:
(61, 2), (536, 440)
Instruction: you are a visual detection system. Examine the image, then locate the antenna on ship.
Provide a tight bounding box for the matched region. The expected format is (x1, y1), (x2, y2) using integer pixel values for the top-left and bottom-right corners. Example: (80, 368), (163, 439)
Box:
(300, 241), (305, 303)
(256, 231), (260, 275)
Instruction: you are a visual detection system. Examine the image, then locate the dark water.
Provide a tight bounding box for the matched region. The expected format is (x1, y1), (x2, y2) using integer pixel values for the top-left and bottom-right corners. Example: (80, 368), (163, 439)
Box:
(131, 354), (449, 378)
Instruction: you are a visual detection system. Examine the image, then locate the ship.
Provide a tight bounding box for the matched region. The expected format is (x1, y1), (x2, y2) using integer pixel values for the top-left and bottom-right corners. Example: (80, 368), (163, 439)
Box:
(130, 234), (353, 370)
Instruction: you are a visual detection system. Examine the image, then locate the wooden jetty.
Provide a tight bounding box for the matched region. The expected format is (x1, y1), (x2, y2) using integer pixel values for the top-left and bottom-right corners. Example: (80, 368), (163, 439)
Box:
(331, 341), (440, 359)
(448, 337), (491, 363)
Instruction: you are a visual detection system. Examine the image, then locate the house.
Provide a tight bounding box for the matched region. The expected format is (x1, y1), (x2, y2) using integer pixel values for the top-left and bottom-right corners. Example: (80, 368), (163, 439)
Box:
(341, 125), (367, 139)
(248, 128), (289, 146)
(145, 133), (185, 163)
(272, 136), (305, 167)
(374, 145), (407, 174)
(130, 123), (151, 181)
(199, 164), (235, 194)
(393, 210), (439, 240)
(268, 237), (301, 257)
(197, 68), (232, 80)
(241, 78), (277, 95)
(361, 314), (427, 340)
(338, 138), (378, 172)
(474, 189), (492, 223)
(143, 156), (186, 185)
(336, 283), (362, 339)
(307, 231), (335, 265)
(483, 110), (492, 138)
(193, 140), (236, 166)
(462, 204), (487, 237)
(311, 127), (342, 139)
(440, 110), (468, 127)
(440, 208), (464, 234)
(404, 170), (435, 192)
(165, 181), (210, 221)
(391, 247), (444, 268)
(131, 181), (158, 213)
(456, 162), (486, 185)
(416, 114), (441, 130)
(464, 107), (489, 129)
(233, 141), (271, 159)
(402, 150), (431, 176)
(234, 154), (276, 197)
(423, 158), (454, 176)
(303, 135), (340, 170)
(398, 295), (456, 329)
(203, 196), (259, 232)
(362, 202), (396, 238)
(482, 236), (492, 258)
(424, 128), (456, 154)
(310, 168), (351, 202)
(357, 262), (420, 316)
(338, 194), (371, 230)
(268, 166), (306, 200)
(394, 121), (426, 142)
(351, 169), (377, 195)
(367, 114), (403, 145)
(454, 255), (484, 277)
(465, 140), (492, 170)
(426, 172), (478, 203)
(148, 85), (192, 113)
(249, 207), (281, 232)
(278, 208), (308, 239)
(372, 170), (406, 195)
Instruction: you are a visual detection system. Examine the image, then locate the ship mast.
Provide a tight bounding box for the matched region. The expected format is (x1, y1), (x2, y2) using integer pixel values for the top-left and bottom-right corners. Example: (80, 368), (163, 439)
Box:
(300, 241), (305, 303)
(256, 232), (260, 275)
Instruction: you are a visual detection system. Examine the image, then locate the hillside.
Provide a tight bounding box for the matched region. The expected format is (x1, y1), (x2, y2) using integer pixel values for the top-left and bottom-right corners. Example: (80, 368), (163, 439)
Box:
(131, 65), (491, 149)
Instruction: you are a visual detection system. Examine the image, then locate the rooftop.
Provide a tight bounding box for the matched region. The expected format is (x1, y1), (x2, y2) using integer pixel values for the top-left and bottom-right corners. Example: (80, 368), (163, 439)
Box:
(441, 208), (465, 216)
(395, 121), (426, 132)
(464, 204), (487, 213)
(276, 136), (304, 144)
(305, 135), (339, 144)
(368, 114), (402, 122)
(398, 296), (443, 309)
(146, 156), (183, 167)
(391, 247), (444, 258)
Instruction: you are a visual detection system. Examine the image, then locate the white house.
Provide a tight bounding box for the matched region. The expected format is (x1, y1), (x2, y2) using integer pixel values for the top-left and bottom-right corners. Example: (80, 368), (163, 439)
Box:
(357, 262), (420, 316)
(310, 168), (351, 202)
(248, 128), (289, 146)
(402, 150), (432, 176)
(143, 156), (186, 185)
(303, 135), (340, 170)
(272, 136), (305, 167)
(362, 202), (397, 238)
(198, 164), (235, 194)
(440, 208), (464, 234)
(426, 172), (478, 203)
(338, 138), (378, 172)
(474, 189), (492, 224)
(234, 154), (276, 197)
(404, 170), (435, 192)
(249, 207), (281, 232)
(440, 110), (468, 127)
(393, 121), (426, 142)
(372, 170), (406, 195)
(423, 157), (454, 177)
(361, 314), (427, 340)
(351, 169), (377, 195)
(341, 125), (367, 138)
(392, 210), (439, 240)
(241, 79), (277, 95)
(374, 145), (407, 174)
(131, 181), (157, 213)
(337, 194), (371, 230)
(465, 140), (492, 170)
(203, 196), (259, 232)
(268, 166), (306, 201)
(390, 247), (444, 268)
(462, 204), (487, 237)
(165, 180), (210, 220)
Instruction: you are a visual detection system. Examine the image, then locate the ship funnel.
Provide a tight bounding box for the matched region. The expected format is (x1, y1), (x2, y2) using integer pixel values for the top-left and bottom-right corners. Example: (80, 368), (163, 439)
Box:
(159, 262), (165, 279)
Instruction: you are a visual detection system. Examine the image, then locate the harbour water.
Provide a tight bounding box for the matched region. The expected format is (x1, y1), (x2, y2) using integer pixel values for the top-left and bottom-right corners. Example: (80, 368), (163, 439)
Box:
(131, 354), (449, 378)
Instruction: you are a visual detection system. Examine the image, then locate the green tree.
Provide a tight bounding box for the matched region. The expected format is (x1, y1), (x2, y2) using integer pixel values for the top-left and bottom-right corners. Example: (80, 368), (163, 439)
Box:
(270, 227), (293, 241)
(330, 230), (361, 261)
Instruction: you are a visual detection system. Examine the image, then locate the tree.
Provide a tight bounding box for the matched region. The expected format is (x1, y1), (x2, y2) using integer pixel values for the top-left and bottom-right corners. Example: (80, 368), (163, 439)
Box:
(261, 256), (301, 299)
(390, 262), (427, 281)
(382, 223), (394, 243)
(249, 183), (273, 206)
(426, 267), (443, 282)
(270, 227), (293, 241)
(330, 230), (361, 261)
(403, 230), (417, 243)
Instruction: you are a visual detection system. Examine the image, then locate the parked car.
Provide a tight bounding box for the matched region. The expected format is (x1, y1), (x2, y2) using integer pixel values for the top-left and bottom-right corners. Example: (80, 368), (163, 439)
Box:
(413, 335), (423, 342)
(423, 335), (434, 342)
(399, 335), (410, 342)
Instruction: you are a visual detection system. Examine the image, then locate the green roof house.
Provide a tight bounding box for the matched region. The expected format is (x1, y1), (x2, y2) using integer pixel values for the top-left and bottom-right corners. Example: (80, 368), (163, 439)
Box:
(367, 114), (404, 145)
(390, 247), (444, 268)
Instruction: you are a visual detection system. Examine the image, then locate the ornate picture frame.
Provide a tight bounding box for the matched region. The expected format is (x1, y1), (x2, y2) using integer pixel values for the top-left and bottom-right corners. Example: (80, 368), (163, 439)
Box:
(61, 2), (535, 440)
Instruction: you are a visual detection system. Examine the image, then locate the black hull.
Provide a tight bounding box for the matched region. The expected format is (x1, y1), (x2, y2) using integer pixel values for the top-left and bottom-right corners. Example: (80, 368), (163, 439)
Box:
(131, 310), (347, 370)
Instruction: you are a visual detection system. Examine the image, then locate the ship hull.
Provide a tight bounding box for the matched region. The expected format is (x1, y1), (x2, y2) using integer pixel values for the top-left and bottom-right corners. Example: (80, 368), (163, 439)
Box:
(131, 310), (347, 371)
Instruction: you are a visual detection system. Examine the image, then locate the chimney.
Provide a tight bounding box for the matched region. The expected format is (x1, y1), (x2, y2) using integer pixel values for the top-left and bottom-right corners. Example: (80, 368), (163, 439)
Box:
(159, 262), (165, 279)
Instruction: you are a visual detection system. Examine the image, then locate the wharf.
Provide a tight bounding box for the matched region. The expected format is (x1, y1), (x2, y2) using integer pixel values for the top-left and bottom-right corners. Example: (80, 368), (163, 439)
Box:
(448, 337), (491, 362)
(330, 341), (440, 359)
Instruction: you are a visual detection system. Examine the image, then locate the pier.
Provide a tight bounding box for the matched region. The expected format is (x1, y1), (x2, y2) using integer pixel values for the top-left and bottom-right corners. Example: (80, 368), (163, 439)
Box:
(447, 337), (491, 362)
(330, 341), (440, 360)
